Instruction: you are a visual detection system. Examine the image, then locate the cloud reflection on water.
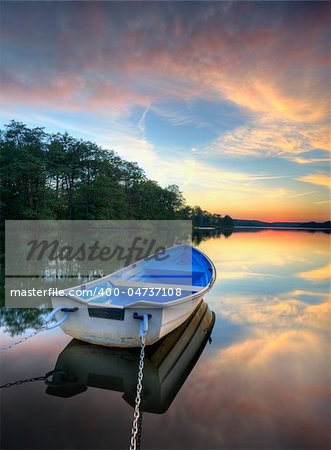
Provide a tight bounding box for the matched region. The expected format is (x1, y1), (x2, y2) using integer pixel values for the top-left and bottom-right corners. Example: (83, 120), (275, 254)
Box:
(190, 230), (331, 448)
(173, 326), (329, 449)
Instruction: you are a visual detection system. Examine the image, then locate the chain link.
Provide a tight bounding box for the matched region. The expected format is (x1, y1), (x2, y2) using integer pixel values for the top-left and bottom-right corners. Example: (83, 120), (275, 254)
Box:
(0, 375), (46, 389)
(129, 334), (146, 450)
(136, 412), (143, 450)
(0, 324), (47, 353)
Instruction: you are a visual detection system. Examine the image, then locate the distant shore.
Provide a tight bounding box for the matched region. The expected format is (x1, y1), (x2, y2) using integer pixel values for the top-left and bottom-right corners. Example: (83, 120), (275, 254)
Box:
(233, 219), (331, 230)
(234, 226), (331, 232)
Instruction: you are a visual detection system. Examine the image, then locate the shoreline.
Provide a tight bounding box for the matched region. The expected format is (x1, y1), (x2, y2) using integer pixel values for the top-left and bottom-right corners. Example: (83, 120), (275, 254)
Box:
(234, 226), (331, 231)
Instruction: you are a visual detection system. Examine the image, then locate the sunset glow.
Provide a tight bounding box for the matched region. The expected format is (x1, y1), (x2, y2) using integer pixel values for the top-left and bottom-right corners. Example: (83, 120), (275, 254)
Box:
(1, 1), (330, 221)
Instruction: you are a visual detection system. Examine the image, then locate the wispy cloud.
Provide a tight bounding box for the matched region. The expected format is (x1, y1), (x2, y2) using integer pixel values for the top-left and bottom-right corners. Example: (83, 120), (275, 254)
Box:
(202, 120), (329, 161)
(297, 263), (331, 281)
(1, 2), (329, 124)
(137, 106), (150, 133)
(314, 200), (330, 205)
(297, 174), (330, 190)
(287, 191), (316, 200)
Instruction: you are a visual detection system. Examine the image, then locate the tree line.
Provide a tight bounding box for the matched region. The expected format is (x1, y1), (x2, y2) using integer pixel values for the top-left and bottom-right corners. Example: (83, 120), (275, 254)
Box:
(0, 120), (234, 228)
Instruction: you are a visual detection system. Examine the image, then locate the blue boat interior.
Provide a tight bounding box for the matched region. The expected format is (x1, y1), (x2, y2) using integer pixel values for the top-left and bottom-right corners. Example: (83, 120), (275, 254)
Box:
(135, 246), (213, 287)
(70, 246), (214, 305)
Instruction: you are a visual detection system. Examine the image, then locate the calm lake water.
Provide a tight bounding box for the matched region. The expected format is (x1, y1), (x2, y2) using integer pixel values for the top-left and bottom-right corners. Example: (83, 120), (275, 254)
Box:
(1, 230), (330, 450)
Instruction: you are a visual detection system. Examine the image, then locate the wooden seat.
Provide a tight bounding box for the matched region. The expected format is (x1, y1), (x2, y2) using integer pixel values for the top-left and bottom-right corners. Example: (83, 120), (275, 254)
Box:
(110, 278), (201, 292)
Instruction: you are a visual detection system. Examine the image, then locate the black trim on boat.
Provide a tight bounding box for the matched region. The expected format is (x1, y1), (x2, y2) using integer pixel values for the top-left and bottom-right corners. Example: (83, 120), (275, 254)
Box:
(88, 307), (125, 321)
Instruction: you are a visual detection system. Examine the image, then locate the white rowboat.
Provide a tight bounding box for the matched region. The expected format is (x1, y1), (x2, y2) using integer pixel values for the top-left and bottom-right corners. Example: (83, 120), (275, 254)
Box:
(50, 244), (216, 347)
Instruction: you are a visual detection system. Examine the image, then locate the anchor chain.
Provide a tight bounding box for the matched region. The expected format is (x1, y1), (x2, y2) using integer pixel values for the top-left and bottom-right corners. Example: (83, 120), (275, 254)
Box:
(0, 370), (67, 390)
(136, 413), (143, 450)
(0, 307), (78, 353)
(0, 375), (46, 389)
(0, 324), (48, 353)
(129, 334), (146, 450)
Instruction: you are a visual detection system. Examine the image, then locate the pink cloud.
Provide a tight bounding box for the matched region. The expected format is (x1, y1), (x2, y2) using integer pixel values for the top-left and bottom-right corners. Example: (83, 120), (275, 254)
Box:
(1, 1), (329, 121)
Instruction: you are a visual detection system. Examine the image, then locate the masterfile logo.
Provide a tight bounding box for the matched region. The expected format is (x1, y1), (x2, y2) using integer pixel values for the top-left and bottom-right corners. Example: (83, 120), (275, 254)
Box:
(26, 237), (169, 265)
(5, 220), (192, 307)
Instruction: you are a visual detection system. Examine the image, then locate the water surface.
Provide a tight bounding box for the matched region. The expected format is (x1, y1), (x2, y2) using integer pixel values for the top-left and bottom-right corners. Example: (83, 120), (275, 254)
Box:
(1, 230), (330, 449)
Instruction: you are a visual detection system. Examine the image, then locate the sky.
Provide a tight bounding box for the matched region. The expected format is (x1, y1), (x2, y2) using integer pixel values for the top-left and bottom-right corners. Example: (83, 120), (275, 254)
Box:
(0, 1), (330, 222)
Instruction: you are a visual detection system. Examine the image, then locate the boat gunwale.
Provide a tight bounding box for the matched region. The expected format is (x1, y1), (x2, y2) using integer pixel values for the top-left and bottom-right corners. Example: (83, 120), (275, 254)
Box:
(51, 244), (217, 309)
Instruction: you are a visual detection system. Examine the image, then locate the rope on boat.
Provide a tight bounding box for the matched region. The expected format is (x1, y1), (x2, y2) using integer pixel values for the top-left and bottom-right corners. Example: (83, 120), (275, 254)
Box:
(0, 307), (78, 353)
(129, 312), (151, 450)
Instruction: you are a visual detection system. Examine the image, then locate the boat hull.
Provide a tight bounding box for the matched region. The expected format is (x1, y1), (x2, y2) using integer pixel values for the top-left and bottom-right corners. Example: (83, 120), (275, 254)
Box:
(51, 294), (204, 347)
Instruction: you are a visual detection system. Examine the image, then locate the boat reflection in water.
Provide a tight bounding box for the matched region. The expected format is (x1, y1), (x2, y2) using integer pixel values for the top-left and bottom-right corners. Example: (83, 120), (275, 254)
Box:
(46, 301), (215, 413)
